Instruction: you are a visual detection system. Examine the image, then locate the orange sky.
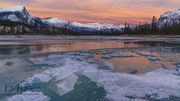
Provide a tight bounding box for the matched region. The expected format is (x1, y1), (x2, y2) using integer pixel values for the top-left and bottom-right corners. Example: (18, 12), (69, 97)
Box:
(0, 0), (180, 24)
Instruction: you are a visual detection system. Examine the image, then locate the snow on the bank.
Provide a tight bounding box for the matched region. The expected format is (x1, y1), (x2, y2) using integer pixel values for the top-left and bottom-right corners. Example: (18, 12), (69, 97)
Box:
(7, 91), (50, 101)
(21, 53), (180, 100)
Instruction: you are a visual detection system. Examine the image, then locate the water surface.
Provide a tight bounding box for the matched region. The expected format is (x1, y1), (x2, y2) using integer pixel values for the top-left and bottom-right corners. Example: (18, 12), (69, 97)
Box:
(0, 36), (180, 101)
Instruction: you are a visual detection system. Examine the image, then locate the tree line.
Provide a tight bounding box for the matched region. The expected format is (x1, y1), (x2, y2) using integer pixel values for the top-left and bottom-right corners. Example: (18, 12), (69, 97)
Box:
(1, 18), (180, 35)
(0, 20), (123, 35)
(123, 16), (180, 35)
(0, 20), (72, 35)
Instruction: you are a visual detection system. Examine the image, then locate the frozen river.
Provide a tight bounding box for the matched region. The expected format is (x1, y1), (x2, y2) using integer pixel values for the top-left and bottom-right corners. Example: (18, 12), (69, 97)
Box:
(0, 36), (180, 101)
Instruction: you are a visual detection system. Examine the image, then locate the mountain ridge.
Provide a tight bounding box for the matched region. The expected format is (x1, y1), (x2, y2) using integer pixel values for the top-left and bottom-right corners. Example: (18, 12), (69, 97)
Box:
(0, 6), (180, 35)
(0, 6), (46, 26)
(0, 6), (124, 33)
(158, 9), (180, 26)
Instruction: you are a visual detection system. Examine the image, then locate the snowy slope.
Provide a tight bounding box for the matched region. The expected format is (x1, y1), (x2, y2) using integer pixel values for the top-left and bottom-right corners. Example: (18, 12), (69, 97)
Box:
(158, 9), (180, 26)
(0, 6), (45, 26)
(70, 22), (124, 31)
(42, 18), (124, 32)
(42, 17), (69, 28)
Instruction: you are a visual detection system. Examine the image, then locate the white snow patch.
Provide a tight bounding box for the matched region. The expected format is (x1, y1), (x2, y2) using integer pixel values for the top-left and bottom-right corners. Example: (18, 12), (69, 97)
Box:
(42, 18), (68, 24)
(42, 17), (69, 28)
(7, 14), (19, 22)
(7, 91), (50, 101)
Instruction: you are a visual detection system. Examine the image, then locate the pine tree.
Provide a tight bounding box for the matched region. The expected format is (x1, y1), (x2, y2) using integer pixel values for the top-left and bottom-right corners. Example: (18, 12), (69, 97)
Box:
(151, 16), (158, 34)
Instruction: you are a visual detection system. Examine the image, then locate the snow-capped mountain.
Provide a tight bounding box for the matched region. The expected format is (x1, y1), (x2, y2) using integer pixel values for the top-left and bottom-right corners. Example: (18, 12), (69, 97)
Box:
(42, 18), (124, 32)
(69, 22), (124, 32)
(158, 9), (180, 26)
(0, 6), (45, 26)
(0, 6), (124, 33)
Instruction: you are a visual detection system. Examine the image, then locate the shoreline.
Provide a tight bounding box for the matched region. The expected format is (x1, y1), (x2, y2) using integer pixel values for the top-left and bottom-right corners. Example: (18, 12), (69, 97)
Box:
(0, 35), (180, 40)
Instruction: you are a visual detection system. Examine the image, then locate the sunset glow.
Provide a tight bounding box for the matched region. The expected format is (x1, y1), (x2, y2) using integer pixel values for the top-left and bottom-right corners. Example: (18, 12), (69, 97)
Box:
(0, 0), (180, 24)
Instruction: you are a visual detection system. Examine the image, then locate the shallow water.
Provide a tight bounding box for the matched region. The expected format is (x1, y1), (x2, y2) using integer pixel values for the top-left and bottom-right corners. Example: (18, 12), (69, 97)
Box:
(0, 36), (180, 101)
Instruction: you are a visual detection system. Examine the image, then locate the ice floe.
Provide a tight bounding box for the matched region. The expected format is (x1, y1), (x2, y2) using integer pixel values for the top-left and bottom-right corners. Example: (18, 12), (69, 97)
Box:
(96, 61), (114, 70)
(137, 51), (156, 57)
(101, 53), (133, 59)
(83, 68), (180, 101)
(147, 56), (160, 61)
(175, 63), (180, 72)
(56, 74), (78, 96)
(125, 68), (138, 74)
(20, 53), (180, 101)
(137, 51), (160, 61)
(7, 91), (50, 101)
(21, 56), (97, 96)
(31, 55), (65, 67)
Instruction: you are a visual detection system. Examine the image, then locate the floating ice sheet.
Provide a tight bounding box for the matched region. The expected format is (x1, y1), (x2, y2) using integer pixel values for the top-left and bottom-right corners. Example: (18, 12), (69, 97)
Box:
(56, 74), (78, 96)
(21, 56), (97, 96)
(137, 51), (156, 57)
(101, 53), (133, 59)
(21, 53), (180, 101)
(83, 68), (180, 101)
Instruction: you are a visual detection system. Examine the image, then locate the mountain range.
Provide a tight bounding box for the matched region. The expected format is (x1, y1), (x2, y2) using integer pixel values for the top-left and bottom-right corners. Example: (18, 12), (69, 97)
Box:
(0, 6), (124, 34)
(0, 6), (179, 35)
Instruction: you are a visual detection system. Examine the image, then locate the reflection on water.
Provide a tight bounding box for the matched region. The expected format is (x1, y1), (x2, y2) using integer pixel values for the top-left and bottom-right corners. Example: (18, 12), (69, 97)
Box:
(0, 40), (179, 74)
(94, 50), (177, 73)
(29, 41), (142, 54)
(0, 40), (179, 79)
(0, 39), (180, 100)
(1, 40), (180, 55)
(0, 40), (147, 54)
